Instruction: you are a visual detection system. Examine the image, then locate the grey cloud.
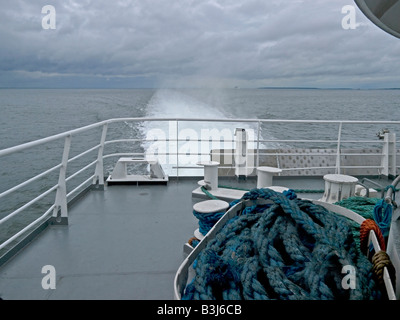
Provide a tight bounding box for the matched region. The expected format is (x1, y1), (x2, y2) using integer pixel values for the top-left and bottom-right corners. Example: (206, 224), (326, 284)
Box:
(0, 0), (399, 88)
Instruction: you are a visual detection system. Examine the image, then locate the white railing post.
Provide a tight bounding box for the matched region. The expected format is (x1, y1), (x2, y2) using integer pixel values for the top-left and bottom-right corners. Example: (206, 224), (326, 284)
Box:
(93, 123), (108, 187)
(51, 135), (72, 225)
(256, 121), (261, 169)
(176, 120), (179, 179)
(381, 132), (397, 177)
(335, 122), (343, 174)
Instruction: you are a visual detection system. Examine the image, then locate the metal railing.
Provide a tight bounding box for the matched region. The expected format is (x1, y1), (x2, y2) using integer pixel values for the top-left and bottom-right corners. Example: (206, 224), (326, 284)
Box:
(0, 118), (400, 253)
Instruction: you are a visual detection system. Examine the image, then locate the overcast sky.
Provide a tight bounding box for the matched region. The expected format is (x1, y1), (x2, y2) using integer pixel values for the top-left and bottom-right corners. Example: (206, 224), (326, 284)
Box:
(0, 0), (399, 89)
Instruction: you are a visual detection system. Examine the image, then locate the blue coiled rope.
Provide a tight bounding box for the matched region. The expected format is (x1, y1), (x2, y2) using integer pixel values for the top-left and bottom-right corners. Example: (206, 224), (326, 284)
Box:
(193, 210), (226, 236)
(373, 199), (392, 238)
(183, 188), (381, 300)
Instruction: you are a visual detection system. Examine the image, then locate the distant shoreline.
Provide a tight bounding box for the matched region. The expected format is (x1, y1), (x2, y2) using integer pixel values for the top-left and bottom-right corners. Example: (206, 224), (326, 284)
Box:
(257, 87), (400, 90)
(0, 87), (400, 91)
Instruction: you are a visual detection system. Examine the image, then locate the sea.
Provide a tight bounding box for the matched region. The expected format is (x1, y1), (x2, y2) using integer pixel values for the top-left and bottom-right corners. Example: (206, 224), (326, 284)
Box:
(1, 88), (400, 149)
(1, 88), (400, 251)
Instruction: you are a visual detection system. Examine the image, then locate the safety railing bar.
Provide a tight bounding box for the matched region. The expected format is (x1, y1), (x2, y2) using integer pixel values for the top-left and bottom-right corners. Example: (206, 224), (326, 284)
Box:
(0, 184), (57, 226)
(103, 151), (355, 157)
(65, 160), (97, 183)
(339, 165), (384, 169)
(67, 144), (101, 163)
(106, 138), (243, 144)
(258, 139), (384, 143)
(107, 117), (400, 124)
(210, 152), (382, 157)
(0, 121), (107, 157)
(67, 175), (95, 199)
(102, 153), (146, 160)
(107, 138), (382, 145)
(2, 118), (400, 158)
(0, 205), (55, 251)
(280, 166), (335, 171)
(167, 165), (383, 171)
(339, 153), (382, 156)
(340, 140), (385, 144)
(258, 139), (338, 143)
(256, 152), (382, 156)
(107, 139), (236, 143)
(0, 163), (62, 200)
(170, 165), (384, 171)
(104, 139), (142, 144)
(257, 152), (334, 156)
(106, 139), (384, 146)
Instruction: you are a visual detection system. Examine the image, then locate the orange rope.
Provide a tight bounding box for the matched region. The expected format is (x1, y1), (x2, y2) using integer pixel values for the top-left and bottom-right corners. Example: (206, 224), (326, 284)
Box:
(188, 237), (200, 247)
(359, 219), (385, 255)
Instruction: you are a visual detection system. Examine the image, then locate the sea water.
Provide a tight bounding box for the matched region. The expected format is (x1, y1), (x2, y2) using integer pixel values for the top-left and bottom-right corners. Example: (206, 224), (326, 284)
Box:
(1, 88), (400, 149)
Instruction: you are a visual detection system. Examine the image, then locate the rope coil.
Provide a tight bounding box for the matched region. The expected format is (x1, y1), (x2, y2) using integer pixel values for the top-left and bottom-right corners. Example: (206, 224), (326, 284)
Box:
(183, 188), (382, 300)
(193, 210), (226, 236)
(371, 250), (396, 294)
(373, 199), (392, 237)
(359, 219), (386, 255)
(188, 237), (200, 248)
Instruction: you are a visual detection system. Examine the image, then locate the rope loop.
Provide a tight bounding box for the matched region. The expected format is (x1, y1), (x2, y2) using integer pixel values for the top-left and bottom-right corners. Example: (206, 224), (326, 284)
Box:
(359, 219), (386, 255)
(193, 210), (225, 236)
(373, 199), (392, 237)
(188, 237), (200, 248)
(371, 250), (396, 292)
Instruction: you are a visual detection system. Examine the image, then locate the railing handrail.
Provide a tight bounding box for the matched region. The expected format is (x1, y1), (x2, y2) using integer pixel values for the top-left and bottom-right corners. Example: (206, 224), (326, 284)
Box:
(2, 117), (400, 157)
(0, 120), (108, 157)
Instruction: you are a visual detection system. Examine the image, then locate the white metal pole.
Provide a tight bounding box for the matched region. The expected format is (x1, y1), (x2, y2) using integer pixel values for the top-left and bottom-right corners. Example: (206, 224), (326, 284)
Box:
(335, 122), (343, 174)
(93, 123), (108, 186)
(52, 135), (72, 225)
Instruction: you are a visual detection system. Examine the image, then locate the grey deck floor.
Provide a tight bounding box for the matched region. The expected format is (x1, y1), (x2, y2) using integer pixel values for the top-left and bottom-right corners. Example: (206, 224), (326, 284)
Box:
(0, 179), (203, 300)
(0, 176), (330, 300)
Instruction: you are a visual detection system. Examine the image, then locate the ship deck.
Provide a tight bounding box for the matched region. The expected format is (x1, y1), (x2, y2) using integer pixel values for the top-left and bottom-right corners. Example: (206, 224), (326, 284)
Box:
(0, 176), (329, 300)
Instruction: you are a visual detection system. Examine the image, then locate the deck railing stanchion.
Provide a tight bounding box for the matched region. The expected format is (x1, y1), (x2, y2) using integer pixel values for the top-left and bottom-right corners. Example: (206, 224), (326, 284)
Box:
(335, 122), (343, 174)
(381, 132), (397, 177)
(256, 121), (261, 169)
(93, 123), (108, 188)
(176, 120), (179, 179)
(51, 135), (72, 225)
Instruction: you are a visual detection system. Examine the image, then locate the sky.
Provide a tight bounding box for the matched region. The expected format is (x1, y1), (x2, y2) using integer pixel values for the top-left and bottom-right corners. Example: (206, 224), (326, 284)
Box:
(0, 0), (399, 89)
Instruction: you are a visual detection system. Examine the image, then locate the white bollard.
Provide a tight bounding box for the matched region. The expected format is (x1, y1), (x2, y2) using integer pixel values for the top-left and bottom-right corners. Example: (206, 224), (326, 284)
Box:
(257, 166), (282, 188)
(320, 174), (358, 203)
(197, 161), (220, 190)
(193, 199), (230, 240)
